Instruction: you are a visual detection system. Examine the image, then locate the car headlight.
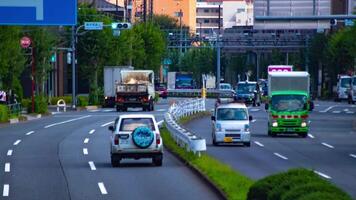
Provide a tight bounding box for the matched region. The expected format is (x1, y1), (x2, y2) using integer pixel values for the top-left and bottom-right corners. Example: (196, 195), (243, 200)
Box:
(301, 122), (307, 127)
(272, 122), (278, 127)
(244, 124), (250, 132)
(216, 123), (222, 132)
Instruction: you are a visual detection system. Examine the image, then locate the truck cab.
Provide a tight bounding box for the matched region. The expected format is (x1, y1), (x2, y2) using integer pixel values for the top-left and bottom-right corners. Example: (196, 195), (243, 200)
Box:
(265, 72), (313, 137)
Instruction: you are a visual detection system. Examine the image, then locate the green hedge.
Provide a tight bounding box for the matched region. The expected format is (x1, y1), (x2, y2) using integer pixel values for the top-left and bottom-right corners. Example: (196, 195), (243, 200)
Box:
(0, 105), (9, 122)
(247, 168), (351, 200)
(35, 95), (48, 114)
(49, 96), (72, 105)
(21, 98), (32, 113)
(77, 96), (89, 107)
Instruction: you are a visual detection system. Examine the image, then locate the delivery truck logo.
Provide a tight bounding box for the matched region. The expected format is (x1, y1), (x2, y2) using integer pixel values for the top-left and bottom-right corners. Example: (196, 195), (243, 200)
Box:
(0, 0), (44, 20)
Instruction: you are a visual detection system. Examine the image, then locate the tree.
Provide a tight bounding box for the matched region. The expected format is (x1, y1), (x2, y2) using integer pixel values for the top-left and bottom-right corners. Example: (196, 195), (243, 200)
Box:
(0, 26), (25, 99)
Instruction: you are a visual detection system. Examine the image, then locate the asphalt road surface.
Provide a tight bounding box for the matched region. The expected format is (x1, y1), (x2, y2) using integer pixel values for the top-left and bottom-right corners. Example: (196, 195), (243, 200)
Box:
(0, 99), (221, 200)
(185, 100), (356, 198)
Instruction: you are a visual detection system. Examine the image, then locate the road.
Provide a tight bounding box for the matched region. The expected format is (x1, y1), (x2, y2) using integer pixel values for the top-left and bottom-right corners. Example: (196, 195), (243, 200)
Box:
(185, 100), (356, 198)
(0, 99), (221, 200)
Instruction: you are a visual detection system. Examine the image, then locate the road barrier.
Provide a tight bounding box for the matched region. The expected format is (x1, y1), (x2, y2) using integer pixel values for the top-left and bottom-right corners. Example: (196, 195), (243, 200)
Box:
(164, 98), (207, 156)
(168, 89), (235, 98)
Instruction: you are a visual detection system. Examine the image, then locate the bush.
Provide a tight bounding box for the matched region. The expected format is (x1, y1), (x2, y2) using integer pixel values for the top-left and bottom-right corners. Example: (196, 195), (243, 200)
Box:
(0, 105), (9, 122)
(298, 192), (349, 200)
(21, 98), (32, 113)
(49, 96), (72, 105)
(34, 95), (48, 114)
(247, 168), (352, 200)
(77, 96), (89, 107)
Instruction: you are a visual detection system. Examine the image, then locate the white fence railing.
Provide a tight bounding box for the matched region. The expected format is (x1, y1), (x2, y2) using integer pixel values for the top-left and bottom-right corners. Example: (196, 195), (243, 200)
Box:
(164, 98), (207, 156)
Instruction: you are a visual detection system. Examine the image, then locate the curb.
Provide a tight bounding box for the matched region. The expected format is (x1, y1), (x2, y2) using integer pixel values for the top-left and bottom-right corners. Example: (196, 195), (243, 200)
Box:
(163, 143), (227, 200)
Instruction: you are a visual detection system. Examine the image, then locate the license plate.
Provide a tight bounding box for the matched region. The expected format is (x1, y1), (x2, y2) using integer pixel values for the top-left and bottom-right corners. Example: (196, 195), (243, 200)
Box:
(224, 137), (233, 143)
(286, 128), (294, 132)
(128, 98), (136, 101)
(119, 139), (129, 145)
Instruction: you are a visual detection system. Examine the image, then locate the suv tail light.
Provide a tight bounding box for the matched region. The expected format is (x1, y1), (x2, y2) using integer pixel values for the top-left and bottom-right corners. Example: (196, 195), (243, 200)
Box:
(141, 96), (149, 102)
(116, 96), (124, 103)
(156, 134), (161, 145)
(114, 135), (119, 145)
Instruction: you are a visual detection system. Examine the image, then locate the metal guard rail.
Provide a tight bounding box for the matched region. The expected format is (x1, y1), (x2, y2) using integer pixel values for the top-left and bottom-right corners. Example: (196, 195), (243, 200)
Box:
(164, 98), (207, 156)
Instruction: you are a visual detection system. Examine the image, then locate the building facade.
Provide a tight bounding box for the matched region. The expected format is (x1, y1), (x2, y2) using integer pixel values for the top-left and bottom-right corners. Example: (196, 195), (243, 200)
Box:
(223, 0), (253, 29)
(196, 0), (222, 37)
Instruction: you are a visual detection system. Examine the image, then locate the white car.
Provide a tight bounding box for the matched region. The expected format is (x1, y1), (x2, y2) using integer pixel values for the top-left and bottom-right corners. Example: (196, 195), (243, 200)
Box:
(211, 101), (252, 146)
(108, 114), (163, 167)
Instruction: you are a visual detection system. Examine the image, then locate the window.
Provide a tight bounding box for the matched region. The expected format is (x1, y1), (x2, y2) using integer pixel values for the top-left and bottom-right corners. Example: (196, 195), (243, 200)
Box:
(204, 19), (209, 23)
(217, 108), (248, 121)
(119, 118), (155, 131)
(204, 9), (209, 13)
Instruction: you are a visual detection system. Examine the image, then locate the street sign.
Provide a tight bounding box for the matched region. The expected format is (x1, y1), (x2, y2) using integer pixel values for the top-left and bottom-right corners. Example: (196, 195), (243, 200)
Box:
(84, 22), (104, 30)
(0, 0), (76, 26)
(345, 19), (355, 27)
(20, 37), (31, 49)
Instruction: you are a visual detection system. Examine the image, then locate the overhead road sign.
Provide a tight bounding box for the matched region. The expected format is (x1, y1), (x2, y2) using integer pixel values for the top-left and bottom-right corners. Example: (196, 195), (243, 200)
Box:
(0, 0), (76, 26)
(84, 22), (104, 30)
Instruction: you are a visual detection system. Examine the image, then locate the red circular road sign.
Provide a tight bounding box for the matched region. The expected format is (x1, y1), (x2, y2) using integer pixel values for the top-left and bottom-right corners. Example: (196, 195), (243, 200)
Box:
(20, 37), (31, 48)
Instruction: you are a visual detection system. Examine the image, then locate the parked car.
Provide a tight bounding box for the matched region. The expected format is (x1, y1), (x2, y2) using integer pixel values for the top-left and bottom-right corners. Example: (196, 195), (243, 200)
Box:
(155, 83), (168, 99)
(211, 99), (252, 147)
(235, 81), (261, 106)
(108, 114), (163, 167)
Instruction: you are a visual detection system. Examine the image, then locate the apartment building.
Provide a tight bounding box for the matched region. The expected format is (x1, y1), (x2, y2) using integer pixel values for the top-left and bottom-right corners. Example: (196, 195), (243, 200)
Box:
(196, 0), (222, 37)
(223, 0), (253, 29)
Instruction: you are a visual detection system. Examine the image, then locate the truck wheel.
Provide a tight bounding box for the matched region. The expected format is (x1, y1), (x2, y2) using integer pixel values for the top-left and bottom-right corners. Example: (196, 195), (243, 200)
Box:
(111, 155), (121, 167)
(244, 142), (251, 147)
(300, 133), (308, 138)
(153, 155), (163, 166)
(212, 134), (218, 146)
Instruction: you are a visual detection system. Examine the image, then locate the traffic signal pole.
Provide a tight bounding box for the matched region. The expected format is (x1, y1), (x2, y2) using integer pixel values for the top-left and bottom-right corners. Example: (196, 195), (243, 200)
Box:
(71, 25), (76, 109)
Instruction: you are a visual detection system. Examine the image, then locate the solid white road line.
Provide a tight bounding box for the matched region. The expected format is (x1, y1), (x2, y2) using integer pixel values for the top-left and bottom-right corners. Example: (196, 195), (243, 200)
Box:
(349, 154), (356, 159)
(44, 115), (91, 128)
(4, 163), (10, 173)
(332, 111), (341, 114)
(254, 141), (264, 147)
(84, 138), (89, 144)
(322, 142), (335, 149)
(89, 129), (95, 134)
(83, 148), (88, 155)
(251, 119), (257, 123)
(3, 184), (9, 197)
(98, 182), (108, 195)
(101, 121), (114, 127)
(320, 106), (336, 113)
(89, 161), (96, 171)
(13, 140), (21, 146)
(273, 153), (288, 160)
(308, 134), (315, 139)
(7, 150), (13, 156)
(346, 111), (354, 114)
(25, 131), (34, 136)
(314, 170), (332, 179)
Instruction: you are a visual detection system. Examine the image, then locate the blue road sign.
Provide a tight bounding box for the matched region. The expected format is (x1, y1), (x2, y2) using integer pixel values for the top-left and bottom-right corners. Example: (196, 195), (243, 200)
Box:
(0, 0), (76, 26)
(345, 19), (355, 27)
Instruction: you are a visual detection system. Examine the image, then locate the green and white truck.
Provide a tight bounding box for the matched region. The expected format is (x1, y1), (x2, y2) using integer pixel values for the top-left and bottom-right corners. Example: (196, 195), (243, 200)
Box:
(265, 72), (314, 137)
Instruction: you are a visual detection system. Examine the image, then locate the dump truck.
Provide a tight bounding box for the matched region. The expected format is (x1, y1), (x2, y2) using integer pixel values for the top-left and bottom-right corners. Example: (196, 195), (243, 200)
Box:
(265, 72), (314, 137)
(115, 70), (155, 112)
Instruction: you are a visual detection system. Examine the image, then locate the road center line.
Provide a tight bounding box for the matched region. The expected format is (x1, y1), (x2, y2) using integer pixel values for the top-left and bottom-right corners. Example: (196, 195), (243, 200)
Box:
(254, 141), (264, 147)
(321, 142), (334, 149)
(13, 140), (21, 146)
(83, 148), (88, 155)
(273, 153), (288, 160)
(349, 154), (356, 159)
(2, 184), (9, 197)
(101, 121), (114, 127)
(98, 182), (108, 195)
(314, 170), (332, 179)
(25, 131), (34, 136)
(44, 115), (91, 128)
(84, 138), (89, 144)
(307, 134), (315, 139)
(4, 163), (10, 173)
(7, 150), (13, 156)
(89, 129), (95, 134)
(89, 161), (96, 171)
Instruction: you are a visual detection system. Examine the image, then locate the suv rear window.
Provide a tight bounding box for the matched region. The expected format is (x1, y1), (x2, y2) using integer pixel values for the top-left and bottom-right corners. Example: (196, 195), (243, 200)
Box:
(119, 118), (155, 131)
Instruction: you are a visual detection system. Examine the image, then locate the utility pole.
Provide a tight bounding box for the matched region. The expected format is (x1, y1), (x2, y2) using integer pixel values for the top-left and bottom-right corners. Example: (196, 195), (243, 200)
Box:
(31, 44), (36, 113)
(216, 4), (221, 89)
(143, 0), (147, 22)
(71, 26), (76, 109)
(149, 0), (153, 21)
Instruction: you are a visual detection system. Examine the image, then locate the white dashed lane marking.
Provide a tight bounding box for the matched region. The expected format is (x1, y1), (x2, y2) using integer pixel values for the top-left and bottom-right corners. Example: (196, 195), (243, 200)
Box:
(308, 134), (315, 139)
(7, 150), (13, 156)
(314, 170), (332, 179)
(3, 184), (9, 197)
(254, 141), (264, 147)
(101, 121), (114, 127)
(322, 142), (334, 149)
(273, 153), (288, 160)
(25, 131), (34, 136)
(89, 129), (95, 134)
(332, 111), (341, 114)
(98, 182), (108, 195)
(4, 163), (10, 173)
(350, 154), (356, 159)
(251, 119), (257, 123)
(89, 161), (96, 171)
(13, 140), (21, 146)
(83, 148), (88, 155)
(84, 138), (89, 144)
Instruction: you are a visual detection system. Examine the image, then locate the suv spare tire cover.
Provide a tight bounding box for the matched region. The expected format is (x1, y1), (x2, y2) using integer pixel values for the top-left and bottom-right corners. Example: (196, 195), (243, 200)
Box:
(132, 126), (154, 149)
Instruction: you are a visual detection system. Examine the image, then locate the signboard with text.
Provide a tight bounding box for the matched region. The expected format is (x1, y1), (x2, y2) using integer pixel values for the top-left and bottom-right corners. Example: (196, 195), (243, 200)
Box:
(0, 0), (76, 25)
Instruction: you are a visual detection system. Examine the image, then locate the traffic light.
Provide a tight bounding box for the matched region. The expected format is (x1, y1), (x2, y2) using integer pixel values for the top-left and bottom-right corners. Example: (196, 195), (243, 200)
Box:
(67, 52), (72, 64)
(50, 53), (56, 63)
(111, 22), (132, 30)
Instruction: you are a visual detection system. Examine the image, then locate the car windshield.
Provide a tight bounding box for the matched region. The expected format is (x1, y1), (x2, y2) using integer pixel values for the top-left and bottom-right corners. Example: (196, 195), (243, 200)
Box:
(271, 95), (307, 112)
(217, 108), (248, 120)
(119, 118), (155, 131)
(220, 84), (231, 90)
(237, 83), (256, 94)
(352, 77), (356, 86)
(340, 78), (351, 88)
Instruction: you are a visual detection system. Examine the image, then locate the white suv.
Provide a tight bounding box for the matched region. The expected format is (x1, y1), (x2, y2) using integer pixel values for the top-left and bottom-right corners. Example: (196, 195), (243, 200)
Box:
(108, 114), (163, 167)
(211, 101), (252, 147)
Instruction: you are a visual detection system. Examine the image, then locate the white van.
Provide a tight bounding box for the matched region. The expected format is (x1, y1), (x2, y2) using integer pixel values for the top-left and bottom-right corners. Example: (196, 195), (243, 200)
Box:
(335, 75), (351, 101)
